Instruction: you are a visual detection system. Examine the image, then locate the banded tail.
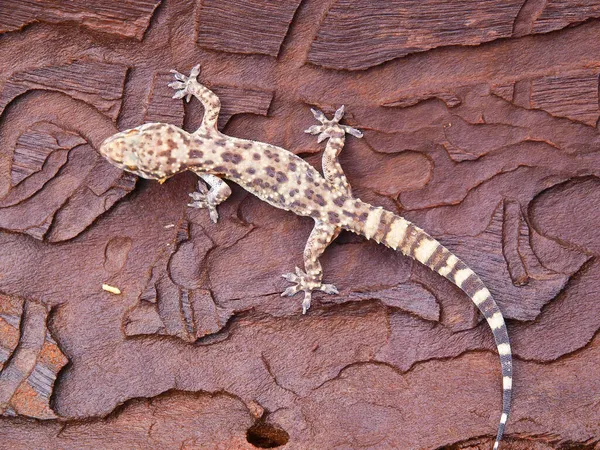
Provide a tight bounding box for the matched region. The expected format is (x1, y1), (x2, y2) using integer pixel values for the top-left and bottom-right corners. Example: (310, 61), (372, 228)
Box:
(346, 201), (512, 449)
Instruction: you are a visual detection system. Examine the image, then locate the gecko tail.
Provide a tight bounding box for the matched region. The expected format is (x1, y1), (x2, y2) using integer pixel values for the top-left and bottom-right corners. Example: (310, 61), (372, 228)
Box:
(346, 202), (512, 449)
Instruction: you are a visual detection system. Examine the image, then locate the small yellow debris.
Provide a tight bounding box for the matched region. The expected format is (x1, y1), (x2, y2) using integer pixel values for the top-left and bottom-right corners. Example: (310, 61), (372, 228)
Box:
(158, 177), (167, 185)
(246, 400), (264, 419)
(102, 284), (121, 295)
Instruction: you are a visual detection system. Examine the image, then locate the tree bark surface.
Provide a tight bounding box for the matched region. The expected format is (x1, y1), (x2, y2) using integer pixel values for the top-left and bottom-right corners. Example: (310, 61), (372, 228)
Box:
(0, 1), (599, 448)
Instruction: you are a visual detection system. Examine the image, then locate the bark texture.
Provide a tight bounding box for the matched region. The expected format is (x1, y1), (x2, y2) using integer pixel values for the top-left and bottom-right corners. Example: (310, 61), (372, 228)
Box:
(0, 0), (599, 448)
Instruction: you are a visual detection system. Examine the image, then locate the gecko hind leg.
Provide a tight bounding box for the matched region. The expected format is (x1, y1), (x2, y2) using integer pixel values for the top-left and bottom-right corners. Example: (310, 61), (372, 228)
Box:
(282, 222), (340, 314)
(188, 172), (231, 223)
(305, 106), (362, 195)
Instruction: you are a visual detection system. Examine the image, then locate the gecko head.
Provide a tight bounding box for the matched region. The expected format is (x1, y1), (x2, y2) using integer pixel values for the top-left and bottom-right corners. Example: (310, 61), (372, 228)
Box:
(99, 127), (156, 179)
(100, 128), (141, 169)
(100, 123), (190, 181)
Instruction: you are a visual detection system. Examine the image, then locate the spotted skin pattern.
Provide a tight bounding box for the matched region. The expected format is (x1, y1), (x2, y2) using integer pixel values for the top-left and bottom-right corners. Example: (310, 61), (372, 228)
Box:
(99, 65), (512, 449)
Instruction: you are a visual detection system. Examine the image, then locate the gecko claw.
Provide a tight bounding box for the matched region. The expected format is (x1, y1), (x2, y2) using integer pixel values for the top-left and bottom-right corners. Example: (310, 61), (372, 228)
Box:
(189, 64), (201, 79)
(320, 284), (339, 295)
(188, 199), (219, 222)
(208, 207), (219, 223)
(333, 105), (345, 121)
(310, 108), (327, 122)
(343, 125), (363, 138)
(305, 124), (324, 135)
(282, 270), (300, 283)
(281, 267), (339, 313)
(170, 65), (202, 101)
(307, 106), (362, 142)
(302, 292), (312, 314)
(281, 286), (299, 297)
(170, 69), (186, 81)
(187, 183), (220, 222)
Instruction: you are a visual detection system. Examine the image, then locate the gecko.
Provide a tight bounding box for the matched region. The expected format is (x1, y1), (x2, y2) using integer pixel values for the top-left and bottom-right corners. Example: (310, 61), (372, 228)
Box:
(99, 65), (512, 450)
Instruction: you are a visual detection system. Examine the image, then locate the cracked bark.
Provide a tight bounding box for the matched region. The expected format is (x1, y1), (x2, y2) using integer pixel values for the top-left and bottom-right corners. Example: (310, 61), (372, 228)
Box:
(1, 0), (599, 449)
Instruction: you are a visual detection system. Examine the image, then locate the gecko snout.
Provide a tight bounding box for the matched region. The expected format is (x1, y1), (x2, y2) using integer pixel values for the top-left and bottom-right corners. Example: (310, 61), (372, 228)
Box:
(99, 129), (142, 170)
(99, 138), (123, 165)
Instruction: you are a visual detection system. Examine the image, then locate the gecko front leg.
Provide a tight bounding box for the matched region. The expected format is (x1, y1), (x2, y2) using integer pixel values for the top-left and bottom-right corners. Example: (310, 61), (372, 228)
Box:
(188, 172), (231, 223)
(169, 65), (221, 130)
(282, 222), (340, 314)
(306, 105), (362, 195)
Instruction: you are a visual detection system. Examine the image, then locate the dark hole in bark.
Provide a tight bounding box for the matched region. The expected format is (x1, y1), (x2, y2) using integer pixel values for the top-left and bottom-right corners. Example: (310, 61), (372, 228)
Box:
(246, 421), (290, 448)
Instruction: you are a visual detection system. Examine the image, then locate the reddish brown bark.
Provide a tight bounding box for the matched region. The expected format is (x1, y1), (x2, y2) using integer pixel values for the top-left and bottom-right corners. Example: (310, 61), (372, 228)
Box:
(1, 0), (599, 448)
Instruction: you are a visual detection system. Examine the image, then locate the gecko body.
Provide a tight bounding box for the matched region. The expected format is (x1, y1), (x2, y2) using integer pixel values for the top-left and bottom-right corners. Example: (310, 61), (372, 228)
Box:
(99, 65), (512, 449)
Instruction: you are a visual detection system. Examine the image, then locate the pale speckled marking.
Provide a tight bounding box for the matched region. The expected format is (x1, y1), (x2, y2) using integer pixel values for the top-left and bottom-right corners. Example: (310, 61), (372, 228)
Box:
(385, 217), (409, 249)
(437, 253), (458, 276)
(472, 287), (491, 306)
(503, 376), (512, 390)
(497, 343), (511, 355)
(500, 413), (508, 424)
(364, 207), (384, 239)
(414, 238), (438, 264)
(454, 268), (472, 288)
(487, 312), (505, 330)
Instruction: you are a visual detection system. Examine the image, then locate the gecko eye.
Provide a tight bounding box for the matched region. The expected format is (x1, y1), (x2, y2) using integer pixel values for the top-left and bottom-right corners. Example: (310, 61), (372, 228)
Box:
(122, 151), (139, 170)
